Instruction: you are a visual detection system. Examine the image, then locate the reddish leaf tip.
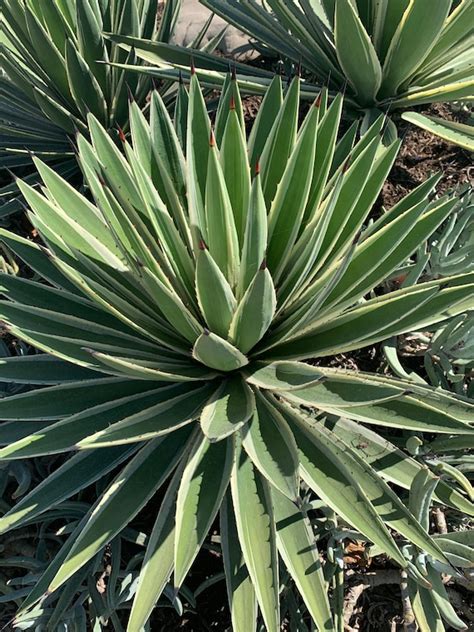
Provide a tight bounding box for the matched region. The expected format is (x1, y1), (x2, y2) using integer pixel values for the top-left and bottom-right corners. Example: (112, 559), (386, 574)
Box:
(229, 94), (236, 110)
(198, 239), (207, 251)
(117, 126), (126, 143)
(209, 129), (216, 147)
(255, 159), (261, 175)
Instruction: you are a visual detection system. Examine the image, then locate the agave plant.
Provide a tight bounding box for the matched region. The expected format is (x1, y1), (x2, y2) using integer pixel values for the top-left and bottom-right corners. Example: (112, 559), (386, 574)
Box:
(0, 75), (473, 631)
(0, 0), (214, 217)
(194, 0), (474, 115)
(402, 111), (474, 151)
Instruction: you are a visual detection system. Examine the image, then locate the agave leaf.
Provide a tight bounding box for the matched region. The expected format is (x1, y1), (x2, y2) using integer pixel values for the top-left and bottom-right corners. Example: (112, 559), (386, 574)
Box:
(334, 0), (382, 104)
(200, 375), (256, 442)
(267, 99), (319, 278)
(433, 538), (474, 568)
(231, 443), (280, 632)
(196, 244), (237, 339)
(260, 76), (300, 205)
(402, 112), (474, 151)
(87, 113), (144, 212)
(0, 273), (136, 335)
(138, 268), (202, 344)
(220, 492), (257, 632)
(0, 355), (102, 384)
(238, 169), (268, 297)
(242, 392), (299, 501)
(193, 331), (249, 372)
(245, 361), (326, 391)
(0, 377), (157, 420)
(0, 385), (188, 459)
(283, 403), (407, 567)
(127, 455), (185, 632)
(283, 371), (474, 434)
(48, 430), (192, 593)
(271, 488), (334, 632)
(248, 75), (283, 174)
(215, 74), (245, 144)
(174, 74), (189, 146)
(409, 468), (439, 531)
(0, 228), (77, 293)
(205, 131), (240, 286)
(77, 384), (213, 447)
(326, 416), (474, 516)
(409, 582), (445, 632)
(187, 72), (211, 244)
(229, 266), (276, 354)
(24, 8), (70, 98)
(65, 39), (108, 122)
(310, 419), (451, 564)
(221, 105), (251, 245)
(33, 158), (118, 255)
(423, 0), (474, 67)
(174, 433), (233, 587)
(425, 566), (467, 630)
(269, 280), (474, 360)
(76, 0), (108, 91)
(0, 445), (137, 534)
(381, 0), (452, 96)
(16, 180), (126, 271)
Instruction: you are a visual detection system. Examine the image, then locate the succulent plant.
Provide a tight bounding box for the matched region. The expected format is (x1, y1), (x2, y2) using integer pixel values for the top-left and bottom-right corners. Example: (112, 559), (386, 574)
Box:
(198, 0), (474, 112)
(0, 0), (218, 217)
(402, 111), (474, 152)
(0, 75), (473, 631)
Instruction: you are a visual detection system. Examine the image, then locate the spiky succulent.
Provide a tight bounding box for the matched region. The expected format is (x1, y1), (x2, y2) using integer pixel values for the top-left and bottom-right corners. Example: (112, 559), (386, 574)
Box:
(402, 111), (474, 151)
(0, 0), (201, 216)
(0, 75), (473, 631)
(194, 0), (474, 113)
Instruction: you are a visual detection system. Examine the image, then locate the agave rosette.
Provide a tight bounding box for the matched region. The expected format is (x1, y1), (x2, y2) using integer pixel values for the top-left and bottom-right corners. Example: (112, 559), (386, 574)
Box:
(191, 0), (474, 111)
(0, 75), (473, 631)
(0, 0), (203, 216)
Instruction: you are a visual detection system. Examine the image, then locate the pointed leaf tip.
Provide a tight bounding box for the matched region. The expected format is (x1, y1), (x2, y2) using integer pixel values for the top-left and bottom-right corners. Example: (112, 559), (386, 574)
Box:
(117, 126), (126, 143)
(229, 95), (236, 110)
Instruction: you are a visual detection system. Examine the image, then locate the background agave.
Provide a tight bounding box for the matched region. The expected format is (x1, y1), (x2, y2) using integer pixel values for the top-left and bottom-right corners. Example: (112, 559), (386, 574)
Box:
(0, 0), (218, 218)
(0, 75), (473, 631)
(197, 0), (474, 112)
(402, 110), (474, 151)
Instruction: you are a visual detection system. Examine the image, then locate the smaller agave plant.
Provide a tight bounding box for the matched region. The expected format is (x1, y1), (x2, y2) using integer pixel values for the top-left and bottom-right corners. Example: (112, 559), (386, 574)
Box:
(0, 75), (473, 631)
(0, 0), (194, 216)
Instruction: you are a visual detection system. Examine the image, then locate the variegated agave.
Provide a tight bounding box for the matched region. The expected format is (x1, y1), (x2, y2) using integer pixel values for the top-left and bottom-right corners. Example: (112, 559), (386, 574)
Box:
(194, 0), (474, 113)
(0, 75), (473, 631)
(0, 0), (203, 216)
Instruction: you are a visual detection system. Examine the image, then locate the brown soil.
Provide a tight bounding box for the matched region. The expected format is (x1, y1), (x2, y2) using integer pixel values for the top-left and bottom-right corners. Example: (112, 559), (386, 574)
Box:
(382, 103), (473, 209)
